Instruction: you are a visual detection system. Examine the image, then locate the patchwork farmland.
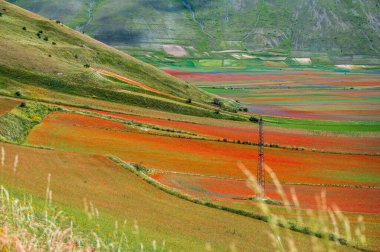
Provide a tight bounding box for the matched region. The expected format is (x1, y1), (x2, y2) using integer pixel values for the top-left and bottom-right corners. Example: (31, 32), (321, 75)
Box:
(27, 111), (380, 185)
(166, 70), (380, 122)
(1, 96), (379, 250)
(1, 1), (380, 251)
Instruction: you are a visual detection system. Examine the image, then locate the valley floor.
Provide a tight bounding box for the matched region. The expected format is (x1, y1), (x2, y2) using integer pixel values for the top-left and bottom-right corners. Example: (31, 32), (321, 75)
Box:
(0, 80), (379, 250)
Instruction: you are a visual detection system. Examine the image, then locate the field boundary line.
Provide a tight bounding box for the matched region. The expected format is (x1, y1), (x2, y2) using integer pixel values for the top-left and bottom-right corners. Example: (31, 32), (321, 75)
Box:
(149, 169), (380, 189)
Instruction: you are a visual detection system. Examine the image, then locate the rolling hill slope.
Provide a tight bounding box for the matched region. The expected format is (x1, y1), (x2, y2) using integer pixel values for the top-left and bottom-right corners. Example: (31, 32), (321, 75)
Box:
(0, 142), (361, 251)
(8, 0), (380, 60)
(0, 0), (240, 117)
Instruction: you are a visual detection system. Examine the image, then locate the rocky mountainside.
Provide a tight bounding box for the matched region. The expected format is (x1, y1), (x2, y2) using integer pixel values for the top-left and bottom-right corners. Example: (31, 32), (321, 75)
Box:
(8, 0), (380, 59)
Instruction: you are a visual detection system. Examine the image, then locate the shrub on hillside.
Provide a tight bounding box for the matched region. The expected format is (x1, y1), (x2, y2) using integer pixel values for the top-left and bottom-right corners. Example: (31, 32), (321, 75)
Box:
(84, 64), (91, 68)
(212, 98), (222, 106)
(36, 31), (43, 39)
(249, 116), (259, 123)
(133, 162), (150, 174)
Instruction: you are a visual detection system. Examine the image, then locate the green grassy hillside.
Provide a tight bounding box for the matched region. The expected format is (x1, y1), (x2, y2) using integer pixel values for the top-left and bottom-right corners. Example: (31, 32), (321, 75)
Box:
(8, 0), (380, 61)
(0, 1), (241, 117)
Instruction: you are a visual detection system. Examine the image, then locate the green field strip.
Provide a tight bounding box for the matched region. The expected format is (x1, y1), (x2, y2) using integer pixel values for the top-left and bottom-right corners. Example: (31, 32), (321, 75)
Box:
(229, 93), (337, 98)
(241, 98), (380, 104)
(312, 170), (380, 185)
(200, 87), (249, 94)
(262, 116), (380, 132)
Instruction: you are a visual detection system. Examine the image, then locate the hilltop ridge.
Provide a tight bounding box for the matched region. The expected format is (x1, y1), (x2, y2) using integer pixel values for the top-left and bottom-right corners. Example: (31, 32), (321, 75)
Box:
(0, 1), (240, 117)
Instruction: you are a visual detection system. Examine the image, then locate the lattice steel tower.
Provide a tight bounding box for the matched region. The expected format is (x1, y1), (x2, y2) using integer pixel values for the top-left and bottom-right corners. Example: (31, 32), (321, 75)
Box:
(257, 117), (265, 198)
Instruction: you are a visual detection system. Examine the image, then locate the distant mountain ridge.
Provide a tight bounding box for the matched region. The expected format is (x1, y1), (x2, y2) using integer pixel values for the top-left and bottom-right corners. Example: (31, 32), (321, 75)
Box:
(8, 0), (380, 60)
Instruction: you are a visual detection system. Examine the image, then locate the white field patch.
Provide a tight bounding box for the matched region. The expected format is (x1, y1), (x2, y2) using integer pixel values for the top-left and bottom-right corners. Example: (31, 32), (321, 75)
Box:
(258, 56), (287, 61)
(163, 45), (188, 57)
(231, 53), (242, 59)
(335, 64), (368, 70)
(241, 53), (255, 59)
(292, 58), (312, 64)
(211, 50), (245, 53)
(231, 53), (256, 59)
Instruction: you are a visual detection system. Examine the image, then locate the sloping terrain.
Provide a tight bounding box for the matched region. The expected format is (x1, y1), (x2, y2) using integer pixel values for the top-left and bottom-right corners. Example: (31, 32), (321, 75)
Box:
(0, 142), (320, 251)
(9, 0), (380, 59)
(0, 1), (240, 117)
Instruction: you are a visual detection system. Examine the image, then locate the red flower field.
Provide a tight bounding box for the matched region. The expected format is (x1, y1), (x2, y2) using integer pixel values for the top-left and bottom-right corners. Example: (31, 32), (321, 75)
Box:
(164, 70), (320, 82)
(27, 112), (380, 186)
(76, 109), (380, 154)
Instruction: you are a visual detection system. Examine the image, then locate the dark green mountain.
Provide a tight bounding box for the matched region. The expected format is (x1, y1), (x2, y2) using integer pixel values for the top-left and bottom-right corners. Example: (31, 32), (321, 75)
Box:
(8, 0), (380, 60)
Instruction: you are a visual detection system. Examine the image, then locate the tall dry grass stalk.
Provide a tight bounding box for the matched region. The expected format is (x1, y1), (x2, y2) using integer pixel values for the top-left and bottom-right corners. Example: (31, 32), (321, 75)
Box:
(12, 155), (18, 174)
(0, 179), (161, 251)
(0, 149), (167, 252)
(238, 162), (369, 252)
(1, 147), (4, 167)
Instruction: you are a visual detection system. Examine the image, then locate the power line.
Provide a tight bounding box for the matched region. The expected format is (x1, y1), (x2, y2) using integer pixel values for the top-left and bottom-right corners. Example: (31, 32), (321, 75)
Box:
(257, 117), (265, 198)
